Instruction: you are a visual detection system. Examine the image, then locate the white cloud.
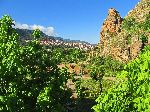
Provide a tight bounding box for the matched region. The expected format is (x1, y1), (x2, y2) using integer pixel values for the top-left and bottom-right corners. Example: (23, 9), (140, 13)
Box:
(14, 22), (55, 36)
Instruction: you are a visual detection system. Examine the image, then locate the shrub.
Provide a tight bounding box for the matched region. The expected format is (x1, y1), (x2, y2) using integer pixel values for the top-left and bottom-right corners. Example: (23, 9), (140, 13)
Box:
(0, 15), (71, 111)
(92, 45), (150, 112)
(89, 56), (123, 79)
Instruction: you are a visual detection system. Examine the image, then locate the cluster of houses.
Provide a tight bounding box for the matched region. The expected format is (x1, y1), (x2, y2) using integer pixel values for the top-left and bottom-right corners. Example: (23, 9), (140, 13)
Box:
(40, 39), (95, 51)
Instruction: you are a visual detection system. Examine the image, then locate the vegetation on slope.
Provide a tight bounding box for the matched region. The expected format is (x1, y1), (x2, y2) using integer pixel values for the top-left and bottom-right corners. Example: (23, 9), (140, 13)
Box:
(0, 1), (149, 111)
(92, 45), (150, 112)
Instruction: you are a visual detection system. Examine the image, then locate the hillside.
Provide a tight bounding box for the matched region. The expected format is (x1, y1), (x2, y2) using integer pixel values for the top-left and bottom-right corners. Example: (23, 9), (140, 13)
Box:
(16, 28), (96, 50)
(99, 0), (150, 62)
(0, 0), (150, 111)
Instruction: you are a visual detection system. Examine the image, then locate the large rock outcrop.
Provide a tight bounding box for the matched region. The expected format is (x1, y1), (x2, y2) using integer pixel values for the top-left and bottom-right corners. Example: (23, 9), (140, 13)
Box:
(100, 8), (123, 57)
(101, 8), (122, 33)
(99, 0), (150, 62)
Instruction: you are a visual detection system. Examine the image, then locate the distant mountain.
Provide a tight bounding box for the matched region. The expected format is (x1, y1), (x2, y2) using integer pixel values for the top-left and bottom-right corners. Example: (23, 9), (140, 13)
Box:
(15, 28), (96, 50)
(16, 28), (55, 41)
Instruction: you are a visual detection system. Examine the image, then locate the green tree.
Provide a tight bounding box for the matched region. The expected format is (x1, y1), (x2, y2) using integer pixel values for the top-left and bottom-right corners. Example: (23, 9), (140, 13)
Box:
(89, 56), (123, 95)
(32, 29), (41, 39)
(0, 15), (71, 112)
(122, 15), (149, 46)
(64, 48), (86, 63)
(92, 45), (150, 112)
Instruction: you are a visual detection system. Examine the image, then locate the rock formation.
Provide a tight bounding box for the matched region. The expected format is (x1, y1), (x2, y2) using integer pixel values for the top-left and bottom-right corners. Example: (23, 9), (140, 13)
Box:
(126, 0), (150, 22)
(99, 0), (150, 62)
(99, 8), (124, 60)
(101, 8), (122, 33)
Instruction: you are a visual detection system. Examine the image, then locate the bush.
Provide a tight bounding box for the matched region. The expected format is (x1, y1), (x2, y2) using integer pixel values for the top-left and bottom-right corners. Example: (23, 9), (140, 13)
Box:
(89, 56), (123, 79)
(122, 15), (149, 45)
(0, 15), (71, 111)
(92, 45), (150, 112)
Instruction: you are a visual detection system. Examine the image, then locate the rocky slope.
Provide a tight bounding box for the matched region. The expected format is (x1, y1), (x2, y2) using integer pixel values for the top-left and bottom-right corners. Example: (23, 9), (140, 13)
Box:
(99, 0), (150, 62)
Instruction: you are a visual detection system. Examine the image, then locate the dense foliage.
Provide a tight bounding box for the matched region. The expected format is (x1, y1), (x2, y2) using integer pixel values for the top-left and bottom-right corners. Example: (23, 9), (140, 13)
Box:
(86, 56), (123, 95)
(89, 56), (123, 79)
(0, 15), (71, 111)
(122, 15), (150, 45)
(92, 45), (150, 112)
(0, 11), (149, 112)
(75, 79), (116, 99)
(48, 47), (86, 64)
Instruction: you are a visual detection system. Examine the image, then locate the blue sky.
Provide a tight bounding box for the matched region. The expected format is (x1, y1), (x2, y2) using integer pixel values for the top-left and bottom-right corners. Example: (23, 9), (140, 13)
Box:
(0, 0), (140, 44)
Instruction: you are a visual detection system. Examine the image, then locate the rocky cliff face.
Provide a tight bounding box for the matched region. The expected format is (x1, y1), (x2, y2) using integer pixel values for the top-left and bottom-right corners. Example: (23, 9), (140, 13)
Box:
(100, 8), (123, 57)
(101, 8), (122, 33)
(99, 0), (150, 62)
(126, 0), (150, 22)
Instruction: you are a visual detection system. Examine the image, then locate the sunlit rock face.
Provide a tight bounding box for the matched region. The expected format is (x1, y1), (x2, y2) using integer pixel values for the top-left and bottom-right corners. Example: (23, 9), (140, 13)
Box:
(101, 8), (122, 33)
(99, 8), (123, 61)
(99, 0), (150, 63)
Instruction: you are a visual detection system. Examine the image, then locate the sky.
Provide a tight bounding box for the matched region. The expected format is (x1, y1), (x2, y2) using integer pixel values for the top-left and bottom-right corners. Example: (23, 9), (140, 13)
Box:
(0, 0), (140, 44)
